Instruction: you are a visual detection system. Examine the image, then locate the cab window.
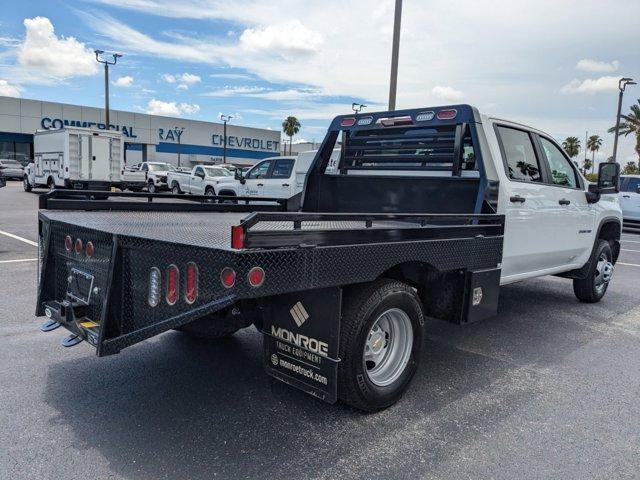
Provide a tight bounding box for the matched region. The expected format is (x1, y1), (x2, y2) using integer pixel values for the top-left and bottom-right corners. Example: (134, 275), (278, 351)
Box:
(539, 137), (578, 188)
(496, 126), (542, 182)
(194, 167), (204, 177)
(246, 160), (271, 179)
(271, 159), (294, 179)
(622, 177), (640, 192)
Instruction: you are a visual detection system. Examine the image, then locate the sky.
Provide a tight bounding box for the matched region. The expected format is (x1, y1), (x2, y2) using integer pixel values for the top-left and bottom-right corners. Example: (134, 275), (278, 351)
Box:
(0, 0), (638, 164)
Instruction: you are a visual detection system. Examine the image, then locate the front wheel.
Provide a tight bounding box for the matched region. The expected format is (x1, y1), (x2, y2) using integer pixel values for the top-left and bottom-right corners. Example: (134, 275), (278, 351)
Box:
(23, 176), (32, 192)
(148, 181), (156, 194)
(338, 279), (424, 412)
(573, 239), (614, 303)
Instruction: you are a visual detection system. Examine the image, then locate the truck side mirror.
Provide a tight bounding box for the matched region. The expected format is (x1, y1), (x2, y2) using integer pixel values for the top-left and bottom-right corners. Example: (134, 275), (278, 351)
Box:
(235, 169), (246, 184)
(597, 162), (620, 194)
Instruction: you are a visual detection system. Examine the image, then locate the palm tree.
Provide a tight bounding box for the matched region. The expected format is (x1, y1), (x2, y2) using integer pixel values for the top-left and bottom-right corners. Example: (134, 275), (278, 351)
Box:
(586, 135), (602, 173)
(583, 158), (593, 175)
(282, 116), (301, 155)
(608, 98), (640, 159)
(562, 136), (581, 160)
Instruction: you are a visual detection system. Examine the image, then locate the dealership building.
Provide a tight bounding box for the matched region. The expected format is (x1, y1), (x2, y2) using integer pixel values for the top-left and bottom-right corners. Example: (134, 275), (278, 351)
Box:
(0, 96), (281, 167)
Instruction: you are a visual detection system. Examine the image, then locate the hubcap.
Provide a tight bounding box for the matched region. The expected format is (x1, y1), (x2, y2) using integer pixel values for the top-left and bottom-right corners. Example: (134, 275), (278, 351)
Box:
(594, 253), (613, 294)
(363, 308), (413, 387)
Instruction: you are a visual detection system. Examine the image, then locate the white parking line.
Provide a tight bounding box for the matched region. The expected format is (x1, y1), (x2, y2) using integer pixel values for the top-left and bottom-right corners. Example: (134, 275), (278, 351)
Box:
(622, 239), (640, 244)
(0, 229), (37, 247)
(0, 258), (37, 264)
(622, 249), (640, 253)
(618, 262), (640, 268)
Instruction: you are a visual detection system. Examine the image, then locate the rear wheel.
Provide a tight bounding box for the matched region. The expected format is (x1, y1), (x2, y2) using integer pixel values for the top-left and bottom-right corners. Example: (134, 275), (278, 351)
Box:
(338, 279), (424, 412)
(47, 178), (55, 191)
(171, 183), (182, 195)
(573, 239), (613, 303)
(148, 181), (156, 194)
(205, 187), (215, 197)
(23, 175), (32, 192)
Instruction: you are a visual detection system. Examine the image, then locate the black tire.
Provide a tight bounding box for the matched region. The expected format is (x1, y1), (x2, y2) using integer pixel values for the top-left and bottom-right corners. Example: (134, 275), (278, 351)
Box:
(23, 176), (32, 192)
(218, 190), (238, 204)
(573, 239), (614, 303)
(338, 278), (424, 412)
(47, 178), (55, 191)
(171, 183), (182, 194)
(175, 311), (244, 340)
(205, 186), (215, 196)
(148, 181), (156, 194)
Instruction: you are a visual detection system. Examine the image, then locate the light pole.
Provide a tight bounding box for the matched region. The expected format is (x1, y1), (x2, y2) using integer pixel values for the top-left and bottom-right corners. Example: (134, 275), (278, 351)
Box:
(388, 0), (403, 110)
(94, 50), (122, 130)
(352, 103), (367, 114)
(612, 77), (636, 163)
(175, 126), (185, 168)
(220, 114), (233, 164)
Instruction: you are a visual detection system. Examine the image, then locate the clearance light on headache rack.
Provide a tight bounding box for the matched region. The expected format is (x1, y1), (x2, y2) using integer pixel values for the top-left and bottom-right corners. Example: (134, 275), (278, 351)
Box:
(166, 265), (179, 305)
(340, 117), (356, 127)
(416, 111), (435, 122)
(148, 267), (161, 307)
(376, 116), (413, 127)
(357, 116), (373, 126)
(436, 109), (458, 120)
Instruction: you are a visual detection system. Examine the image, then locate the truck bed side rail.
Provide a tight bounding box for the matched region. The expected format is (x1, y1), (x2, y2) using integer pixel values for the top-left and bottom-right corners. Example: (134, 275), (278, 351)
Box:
(237, 212), (504, 248)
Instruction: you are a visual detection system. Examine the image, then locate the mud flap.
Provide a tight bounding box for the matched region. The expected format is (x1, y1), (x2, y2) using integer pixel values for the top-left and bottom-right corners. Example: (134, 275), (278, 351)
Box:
(263, 287), (341, 403)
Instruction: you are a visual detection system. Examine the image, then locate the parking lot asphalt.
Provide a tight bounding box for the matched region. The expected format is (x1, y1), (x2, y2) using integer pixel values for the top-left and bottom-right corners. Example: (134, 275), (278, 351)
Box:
(1, 179), (639, 480)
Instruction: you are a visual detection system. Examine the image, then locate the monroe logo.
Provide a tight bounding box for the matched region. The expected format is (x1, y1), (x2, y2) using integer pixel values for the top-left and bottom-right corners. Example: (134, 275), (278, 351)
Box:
(271, 326), (329, 357)
(290, 301), (309, 327)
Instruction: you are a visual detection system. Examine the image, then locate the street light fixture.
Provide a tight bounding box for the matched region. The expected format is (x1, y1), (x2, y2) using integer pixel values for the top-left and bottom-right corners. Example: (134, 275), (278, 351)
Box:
(94, 50), (123, 131)
(352, 103), (367, 114)
(220, 114), (233, 164)
(612, 77), (636, 163)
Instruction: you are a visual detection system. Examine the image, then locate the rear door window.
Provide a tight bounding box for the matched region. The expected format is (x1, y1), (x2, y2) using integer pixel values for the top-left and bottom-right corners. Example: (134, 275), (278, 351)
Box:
(539, 137), (578, 188)
(271, 159), (294, 178)
(496, 126), (542, 183)
(623, 177), (640, 192)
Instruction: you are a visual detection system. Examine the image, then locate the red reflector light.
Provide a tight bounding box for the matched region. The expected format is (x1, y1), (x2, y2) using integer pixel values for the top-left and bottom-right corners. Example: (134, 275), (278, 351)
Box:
(64, 236), (72, 251)
(248, 267), (265, 287)
(340, 117), (356, 127)
(166, 265), (179, 305)
(74, 238), (83, 254)
(185, 262), (198, 304)
(231, 225), (245, 249)
(436, 109), (457, 120)
(85, 241), (94, 258)
(220, 267), (236, 289)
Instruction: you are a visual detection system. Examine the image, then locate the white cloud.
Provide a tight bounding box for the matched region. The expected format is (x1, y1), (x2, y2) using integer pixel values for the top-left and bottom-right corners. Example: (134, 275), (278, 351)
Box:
(17, 17), (99, 81)
(209, 73), (254, 80)
(179, 72), (201, 85)
(431, 85), (464, 101)
(162, 72), (201, 90)
(205, 85), (267, 97)
(0, 79), (20, 97)
(239, 20), (323, 57)
(146, 99), (200, 116)
(113, 75), (134, 87)
(560, 76), (620, 94)
(576, 59), (619, 73)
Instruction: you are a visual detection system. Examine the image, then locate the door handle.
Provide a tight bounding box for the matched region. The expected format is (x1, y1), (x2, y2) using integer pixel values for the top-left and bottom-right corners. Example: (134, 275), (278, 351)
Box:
(509, 195), (525, 203)
(559, 199), (571, 206)
(282, 183), (290, 187)
(622, 195), (630, 198)
(257, 183), (264, 187)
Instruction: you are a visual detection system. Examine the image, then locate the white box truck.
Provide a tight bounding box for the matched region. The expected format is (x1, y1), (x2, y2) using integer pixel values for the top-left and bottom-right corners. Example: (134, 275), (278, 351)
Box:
(23, 128), (124, 191)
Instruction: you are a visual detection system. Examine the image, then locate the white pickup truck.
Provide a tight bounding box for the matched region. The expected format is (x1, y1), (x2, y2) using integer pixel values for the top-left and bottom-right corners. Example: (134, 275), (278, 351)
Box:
(167, 165), (236, 196)
(620, 175), (640, 232)
(120, 162), (176, 193)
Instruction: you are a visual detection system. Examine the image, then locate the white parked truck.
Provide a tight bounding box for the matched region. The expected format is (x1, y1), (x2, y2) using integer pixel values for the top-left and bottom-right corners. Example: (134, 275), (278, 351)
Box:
(23, 128), (123, 191)
(120, 162), (176, 193)
(620, 175), (640, 232)
(167, 164), (236, 196)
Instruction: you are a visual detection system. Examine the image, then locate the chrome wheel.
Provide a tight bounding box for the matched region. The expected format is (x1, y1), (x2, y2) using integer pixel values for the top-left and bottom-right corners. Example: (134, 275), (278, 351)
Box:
(363, 308), (413, 387)
(594, 253), (613, 294)
(148, 182), (156, 193)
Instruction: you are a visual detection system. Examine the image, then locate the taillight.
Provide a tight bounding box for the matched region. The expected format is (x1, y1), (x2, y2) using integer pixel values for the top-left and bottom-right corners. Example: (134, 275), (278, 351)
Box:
(166, 265), (179, 305)
(231, 225), (245, 249)
(340, 117), (356, 127)
(185, 262), (198, 304)
(74, 238), (83, 254)
(64, 235), (72, 251)
(85, 241), (94, 258)
(220, 267), (236, 289)
(148, 267), (161, 307)
(248, 267), (265, 287)
(436, 109), (457, 120)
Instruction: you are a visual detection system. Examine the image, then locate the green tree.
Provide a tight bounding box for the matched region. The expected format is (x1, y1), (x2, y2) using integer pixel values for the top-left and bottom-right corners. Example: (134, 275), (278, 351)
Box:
(562, 136), (581, 160)
(608, 98), (640, 160)
(622, 161), (639, 175)
(586, 134), (603, 174)
(583, 158), (593, 175)
(282, 116), (301, 155)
